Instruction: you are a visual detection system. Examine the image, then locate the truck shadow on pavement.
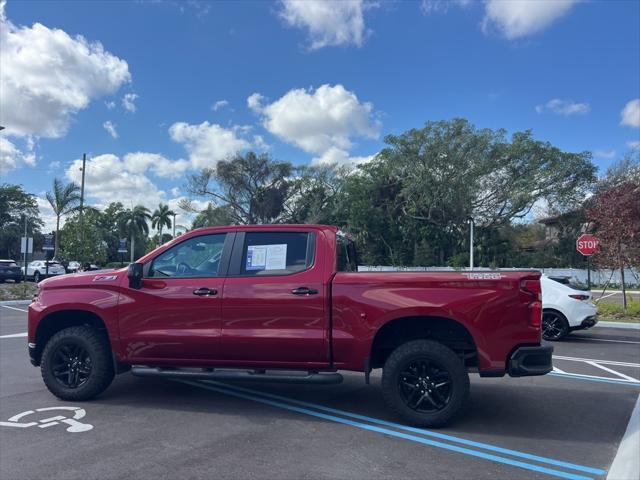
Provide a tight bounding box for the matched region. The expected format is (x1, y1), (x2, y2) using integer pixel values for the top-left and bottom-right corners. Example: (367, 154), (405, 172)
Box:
(97, 372), (634, 447)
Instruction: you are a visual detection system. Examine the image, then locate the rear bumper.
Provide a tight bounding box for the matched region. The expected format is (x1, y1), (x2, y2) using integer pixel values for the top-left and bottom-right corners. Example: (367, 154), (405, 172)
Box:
(571, 315), (598, 331)
(507, 344), (553, 377)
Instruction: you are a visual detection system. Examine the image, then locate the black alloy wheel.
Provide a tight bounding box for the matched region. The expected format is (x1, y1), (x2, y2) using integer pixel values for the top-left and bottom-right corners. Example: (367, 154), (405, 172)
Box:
(398, 359), (452, 413)
(51, 342), (93, 389)
(542, 311), (569, 341)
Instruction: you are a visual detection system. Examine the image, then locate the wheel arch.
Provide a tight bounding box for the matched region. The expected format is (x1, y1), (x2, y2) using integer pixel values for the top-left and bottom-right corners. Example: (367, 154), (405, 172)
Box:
(33, 310), (110, 364)
(369, 315), (478, 370)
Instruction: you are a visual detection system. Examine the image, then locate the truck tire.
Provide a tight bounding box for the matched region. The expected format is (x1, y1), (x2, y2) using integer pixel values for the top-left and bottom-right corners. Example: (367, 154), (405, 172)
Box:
(381, 340), (470, 427)
(41, 326), (115, 401)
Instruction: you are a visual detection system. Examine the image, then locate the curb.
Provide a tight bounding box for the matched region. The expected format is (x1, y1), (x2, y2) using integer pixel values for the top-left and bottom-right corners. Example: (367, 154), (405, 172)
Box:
(0, 300), (31, 306)
(607, 394), (640, 480)
(595, 321), (640, 330)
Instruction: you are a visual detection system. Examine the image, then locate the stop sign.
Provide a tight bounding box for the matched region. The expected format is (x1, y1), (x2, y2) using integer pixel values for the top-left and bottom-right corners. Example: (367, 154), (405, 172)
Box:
(576, 234), (599, 256)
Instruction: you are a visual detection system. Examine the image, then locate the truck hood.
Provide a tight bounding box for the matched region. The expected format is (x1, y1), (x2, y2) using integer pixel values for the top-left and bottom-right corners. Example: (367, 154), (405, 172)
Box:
(39, 269), (125, 289)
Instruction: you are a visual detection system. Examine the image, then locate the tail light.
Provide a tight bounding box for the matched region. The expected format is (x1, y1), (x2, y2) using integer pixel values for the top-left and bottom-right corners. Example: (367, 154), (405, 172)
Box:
(521, 278), (542, 328)
(569, 294), (590, 301)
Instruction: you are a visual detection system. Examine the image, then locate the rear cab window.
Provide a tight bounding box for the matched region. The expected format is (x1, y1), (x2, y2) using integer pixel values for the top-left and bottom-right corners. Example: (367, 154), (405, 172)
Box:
(238, 231), (315, 276)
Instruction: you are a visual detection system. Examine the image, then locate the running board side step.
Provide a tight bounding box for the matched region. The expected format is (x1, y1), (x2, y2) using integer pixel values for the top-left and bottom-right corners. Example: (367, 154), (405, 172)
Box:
(131, 366), (343, 385)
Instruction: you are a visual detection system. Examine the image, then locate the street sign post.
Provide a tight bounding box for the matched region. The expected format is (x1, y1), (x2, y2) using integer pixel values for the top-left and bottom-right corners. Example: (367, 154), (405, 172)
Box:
(42, 234), (55, 252)
(118, 239), (128, 266)
(576, 234), (599, 289)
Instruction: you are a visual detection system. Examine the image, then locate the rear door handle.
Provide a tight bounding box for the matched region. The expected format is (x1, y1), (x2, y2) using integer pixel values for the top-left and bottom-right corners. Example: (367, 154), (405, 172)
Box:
(193, 287), (218, 296)
(291, 287), (318, 295)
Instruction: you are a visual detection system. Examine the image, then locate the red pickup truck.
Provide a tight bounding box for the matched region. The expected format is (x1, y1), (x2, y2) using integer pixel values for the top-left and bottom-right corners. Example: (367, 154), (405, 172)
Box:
(28, 224), (552, 426)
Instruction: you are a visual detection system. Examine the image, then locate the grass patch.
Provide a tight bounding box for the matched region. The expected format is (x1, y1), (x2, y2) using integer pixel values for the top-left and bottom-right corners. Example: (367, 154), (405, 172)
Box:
(597, 297), (640, 322)
(0, 282), (38, 301)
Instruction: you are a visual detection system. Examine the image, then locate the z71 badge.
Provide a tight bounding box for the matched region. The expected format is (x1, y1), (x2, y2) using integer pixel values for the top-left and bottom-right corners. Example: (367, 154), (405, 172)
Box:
(93, 275), (118, 282)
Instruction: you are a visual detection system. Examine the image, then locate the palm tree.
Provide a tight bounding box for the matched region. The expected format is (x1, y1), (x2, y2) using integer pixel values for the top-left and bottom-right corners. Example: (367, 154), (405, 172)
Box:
(119, 205), (151, 263)
(46, 178), (81, 258)
(151, 203), (175, 247)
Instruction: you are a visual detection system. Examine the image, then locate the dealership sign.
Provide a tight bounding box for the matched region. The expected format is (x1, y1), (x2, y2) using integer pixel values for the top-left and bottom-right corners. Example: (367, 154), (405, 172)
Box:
(43, 234), (55, 251)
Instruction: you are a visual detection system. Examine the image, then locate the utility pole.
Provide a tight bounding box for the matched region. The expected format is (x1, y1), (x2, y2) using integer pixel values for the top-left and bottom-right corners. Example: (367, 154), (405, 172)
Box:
(79, 153), (87, 259)
(22, 215), (28, 282)
(468, 217), (475, 270)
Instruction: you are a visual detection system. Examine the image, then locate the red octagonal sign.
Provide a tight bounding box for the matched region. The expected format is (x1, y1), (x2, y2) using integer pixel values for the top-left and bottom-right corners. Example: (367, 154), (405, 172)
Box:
(576, 234), (599, 256)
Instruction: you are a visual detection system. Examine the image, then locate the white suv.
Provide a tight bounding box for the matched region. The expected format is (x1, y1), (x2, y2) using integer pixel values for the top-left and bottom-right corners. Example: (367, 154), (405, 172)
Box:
(541, 275), (598, 341)
(22, 261), (66, 283)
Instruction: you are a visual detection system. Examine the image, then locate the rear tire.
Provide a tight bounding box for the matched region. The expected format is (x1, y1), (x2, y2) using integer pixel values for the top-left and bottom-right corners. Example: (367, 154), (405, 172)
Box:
(33, 271), (40, 283)
(542, 310), (569, 341)
(381, 340), (470, 427)
(41, 326), (115, 401)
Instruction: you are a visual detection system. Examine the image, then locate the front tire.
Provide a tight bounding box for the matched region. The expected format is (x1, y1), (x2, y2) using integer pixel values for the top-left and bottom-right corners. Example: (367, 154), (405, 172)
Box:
(33, 271), (40, 283)
(381, 340), (470, 427)
(542, 310), (569, 341)
(41, 326), (115, 401)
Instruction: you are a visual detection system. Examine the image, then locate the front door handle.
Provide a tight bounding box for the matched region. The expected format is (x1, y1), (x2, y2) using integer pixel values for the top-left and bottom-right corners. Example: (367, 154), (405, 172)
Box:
(193, 287), (218, 296)
(291, 287), (318, 295)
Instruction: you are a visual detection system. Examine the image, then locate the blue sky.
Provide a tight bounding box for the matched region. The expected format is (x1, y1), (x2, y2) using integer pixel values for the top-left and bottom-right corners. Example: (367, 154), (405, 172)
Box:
(1, 0), (639, 232)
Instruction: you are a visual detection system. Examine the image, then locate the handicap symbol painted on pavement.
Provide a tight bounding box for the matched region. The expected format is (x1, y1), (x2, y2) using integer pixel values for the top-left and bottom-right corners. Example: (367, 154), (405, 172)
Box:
(0, 407), (93, 433)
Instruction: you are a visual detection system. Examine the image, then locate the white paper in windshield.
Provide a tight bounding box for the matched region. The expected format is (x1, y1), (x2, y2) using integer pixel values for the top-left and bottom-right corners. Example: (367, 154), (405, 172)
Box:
(246, 244), (287, 271)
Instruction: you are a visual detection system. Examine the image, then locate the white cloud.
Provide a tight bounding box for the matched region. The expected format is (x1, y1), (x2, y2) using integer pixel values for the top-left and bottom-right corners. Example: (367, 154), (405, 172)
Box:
(123, 152), (189, 179)
(247, 92), (265, 113)
(212, 100), (229, 111)
(251, 84), (380, 162)
(620, 99), (640, 128)
(535, 98), (590, 116)
(312, 146), (376, 167)
(0, 137), (35, 175)
(35, 196), (58, 234)
(103, 120), (118, 139)
(105, 100), (116, 109)
(421, 0), (472, 14)
(253, 135), (270, 152)
(628, 140), (640, 150)
(593, 149), (616, 160)
(65, 154), (167, 211)
(169, 121), (251, 169)
(482, 0), (579, 39)
(278, 0), (367, 49)
(122, 93), (139, 113)
(0, 1), (130, 138)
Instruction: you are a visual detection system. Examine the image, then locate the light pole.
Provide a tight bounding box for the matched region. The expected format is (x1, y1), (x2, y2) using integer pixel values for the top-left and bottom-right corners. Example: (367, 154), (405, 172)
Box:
(172, 213), (177, 238)
(467, 216), (474, 270)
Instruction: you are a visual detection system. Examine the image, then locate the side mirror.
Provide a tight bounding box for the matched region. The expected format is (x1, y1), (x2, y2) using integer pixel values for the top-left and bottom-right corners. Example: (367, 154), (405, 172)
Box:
(127, 263), (143, 289)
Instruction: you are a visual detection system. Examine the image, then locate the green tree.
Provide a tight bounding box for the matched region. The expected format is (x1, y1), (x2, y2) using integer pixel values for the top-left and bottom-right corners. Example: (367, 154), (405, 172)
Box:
(59, 209), (108, 264)
(119, 205), (151, 262)
(188, 151), (294, 224)
(190, 202), (236, 228)
(151, 203), (175, 246)
(45, 178), (81, 258)
(0, 184), (43, 259)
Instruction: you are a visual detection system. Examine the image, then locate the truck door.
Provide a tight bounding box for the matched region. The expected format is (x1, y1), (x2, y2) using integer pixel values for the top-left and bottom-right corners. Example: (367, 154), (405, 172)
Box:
(118, 232), (233, 362)
(220, 230), (330, 366)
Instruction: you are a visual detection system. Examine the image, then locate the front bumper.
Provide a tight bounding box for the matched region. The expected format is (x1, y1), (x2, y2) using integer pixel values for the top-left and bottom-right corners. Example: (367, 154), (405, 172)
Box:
(507, 344), (553, 377)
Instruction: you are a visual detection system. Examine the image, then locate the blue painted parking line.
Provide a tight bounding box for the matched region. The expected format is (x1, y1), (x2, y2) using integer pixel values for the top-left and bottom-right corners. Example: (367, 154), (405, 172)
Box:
(198, 379), (606, 476)
(178, 380), (602, 480)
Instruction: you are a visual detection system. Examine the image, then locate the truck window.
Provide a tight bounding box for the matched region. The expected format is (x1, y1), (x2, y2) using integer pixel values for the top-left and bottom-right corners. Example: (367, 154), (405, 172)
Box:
(240, 231), (313, 276)
(148, 234), (226, 278)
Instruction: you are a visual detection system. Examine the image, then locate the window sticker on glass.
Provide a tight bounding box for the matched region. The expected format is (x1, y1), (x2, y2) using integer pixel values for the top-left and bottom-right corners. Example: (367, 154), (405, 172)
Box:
(246, 245), (267, 270)
(246, 244), (288, 271)
(265, 244), (287, 270)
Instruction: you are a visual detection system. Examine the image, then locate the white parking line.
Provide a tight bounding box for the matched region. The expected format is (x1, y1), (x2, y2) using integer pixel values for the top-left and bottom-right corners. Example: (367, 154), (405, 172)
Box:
(607, 394), (640, 480)
(572, 337), (640, 345)
(586, 361), (639, 383)
(0, 305), (27, 313)
(554, 355), (640, 368)
(0, 332), (27, 339)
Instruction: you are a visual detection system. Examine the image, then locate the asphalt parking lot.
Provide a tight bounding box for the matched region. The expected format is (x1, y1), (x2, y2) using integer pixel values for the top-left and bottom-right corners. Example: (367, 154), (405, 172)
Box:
(1, 305), (638, 480)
